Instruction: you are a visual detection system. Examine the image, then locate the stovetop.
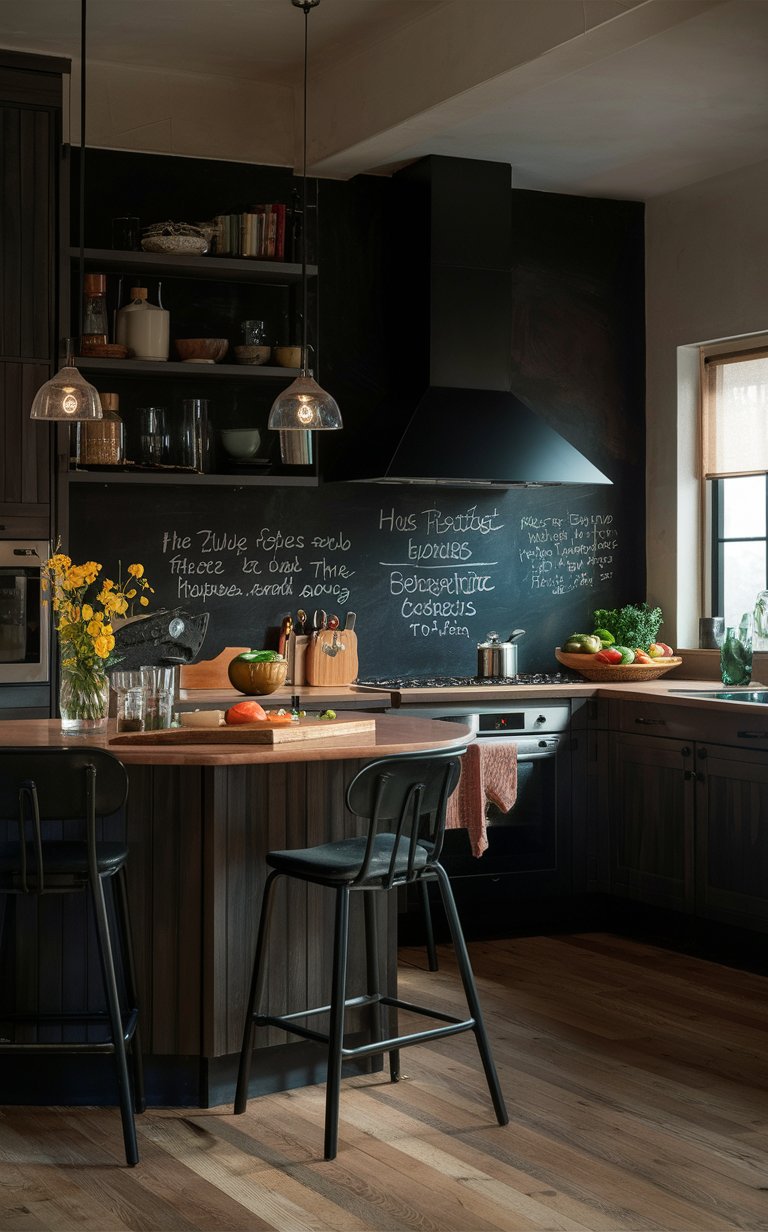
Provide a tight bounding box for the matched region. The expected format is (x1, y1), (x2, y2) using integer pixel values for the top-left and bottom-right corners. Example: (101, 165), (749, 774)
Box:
(357, 672), (580, 689)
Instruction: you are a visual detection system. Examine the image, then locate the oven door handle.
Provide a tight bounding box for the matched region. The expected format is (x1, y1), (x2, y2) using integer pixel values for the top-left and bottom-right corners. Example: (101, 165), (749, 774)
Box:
(476, 736), (559, 760)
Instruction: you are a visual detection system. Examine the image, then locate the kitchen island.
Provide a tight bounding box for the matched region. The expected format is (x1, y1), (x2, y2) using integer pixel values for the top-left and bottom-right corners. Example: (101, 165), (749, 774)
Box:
(0, 713), (471, 1108)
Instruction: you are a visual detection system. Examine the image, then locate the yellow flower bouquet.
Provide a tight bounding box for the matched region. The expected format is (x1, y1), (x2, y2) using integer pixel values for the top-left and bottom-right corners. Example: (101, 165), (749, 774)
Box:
(43, 551), (154, 732)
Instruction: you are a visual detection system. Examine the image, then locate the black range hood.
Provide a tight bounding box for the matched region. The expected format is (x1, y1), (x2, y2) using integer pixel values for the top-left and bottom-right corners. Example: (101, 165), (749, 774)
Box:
(344, 156), (612, 489)
(373, 386), (611, 487)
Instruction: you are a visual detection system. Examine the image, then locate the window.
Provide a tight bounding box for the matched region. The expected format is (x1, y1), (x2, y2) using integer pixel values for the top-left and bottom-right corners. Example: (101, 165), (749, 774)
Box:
(702, 345), (768, 625)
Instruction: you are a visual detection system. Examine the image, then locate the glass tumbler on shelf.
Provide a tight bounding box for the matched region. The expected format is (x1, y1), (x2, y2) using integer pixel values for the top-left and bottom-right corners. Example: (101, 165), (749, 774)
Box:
(175, 398), (209, 472)
(138, 406), (168, 467)
(720, 618), (753, 686)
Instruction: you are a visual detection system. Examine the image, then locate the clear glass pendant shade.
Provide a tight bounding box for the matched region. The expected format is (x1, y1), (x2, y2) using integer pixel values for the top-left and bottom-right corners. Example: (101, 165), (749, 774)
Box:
(268, 372), (342, 431)
(30, 364), (103, 421)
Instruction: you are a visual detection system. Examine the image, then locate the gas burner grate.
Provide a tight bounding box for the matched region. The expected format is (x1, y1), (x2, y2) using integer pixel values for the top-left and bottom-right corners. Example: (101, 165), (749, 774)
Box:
(357, 672), (580, 689)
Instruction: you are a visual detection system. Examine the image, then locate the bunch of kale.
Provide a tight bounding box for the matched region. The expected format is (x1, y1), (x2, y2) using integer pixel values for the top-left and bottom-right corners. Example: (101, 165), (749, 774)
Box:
(592, 603), (663, 649)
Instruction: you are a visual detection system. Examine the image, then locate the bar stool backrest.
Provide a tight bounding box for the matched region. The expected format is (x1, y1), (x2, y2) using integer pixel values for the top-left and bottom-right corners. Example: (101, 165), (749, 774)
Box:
(345, 752), (462, 889)
(0, 747), (129, 893)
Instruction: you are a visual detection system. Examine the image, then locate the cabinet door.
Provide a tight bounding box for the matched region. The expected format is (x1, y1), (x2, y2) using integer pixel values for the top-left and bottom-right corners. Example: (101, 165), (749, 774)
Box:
(0, 95), (57, 531)
(695, 743), (768, 931)
(608, 731), (694, 910)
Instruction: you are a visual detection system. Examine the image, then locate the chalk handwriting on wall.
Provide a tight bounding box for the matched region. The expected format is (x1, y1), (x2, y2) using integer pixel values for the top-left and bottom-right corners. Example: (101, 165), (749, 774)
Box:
(518, 511), (618, 595)
(160, 526), (357, 609)
(377, 504), (505, 641)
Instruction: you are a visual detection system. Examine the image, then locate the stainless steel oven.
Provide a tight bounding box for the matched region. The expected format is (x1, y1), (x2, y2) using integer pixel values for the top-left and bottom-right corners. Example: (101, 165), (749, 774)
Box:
(0, 541), (50, 684)
(388, 699), (572, 899)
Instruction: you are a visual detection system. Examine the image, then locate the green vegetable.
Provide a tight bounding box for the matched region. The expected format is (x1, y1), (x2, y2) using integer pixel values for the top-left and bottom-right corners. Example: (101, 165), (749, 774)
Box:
(593, 627), (615, 646)
(592, 604), (663, 651)
(318, 709), (337, 720)
(613, 645), (636, 664)
(238, 650), (284, 662)
(564, 633), (602, 653)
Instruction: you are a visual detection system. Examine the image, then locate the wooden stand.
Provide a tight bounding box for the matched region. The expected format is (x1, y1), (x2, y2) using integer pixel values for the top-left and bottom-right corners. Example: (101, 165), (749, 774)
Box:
(305, 630), (359, 686)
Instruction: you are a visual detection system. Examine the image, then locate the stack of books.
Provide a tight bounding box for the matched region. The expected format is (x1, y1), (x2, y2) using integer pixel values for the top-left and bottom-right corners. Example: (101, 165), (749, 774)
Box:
(214, 205), (287, 260)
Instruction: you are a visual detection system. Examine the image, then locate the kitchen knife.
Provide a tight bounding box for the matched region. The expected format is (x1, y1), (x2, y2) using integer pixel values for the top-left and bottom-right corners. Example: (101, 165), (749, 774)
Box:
(344, 611), (356, 632)
(278, 614), (293, 656)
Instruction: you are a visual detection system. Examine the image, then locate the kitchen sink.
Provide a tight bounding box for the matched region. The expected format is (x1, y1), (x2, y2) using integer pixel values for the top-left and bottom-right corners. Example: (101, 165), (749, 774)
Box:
(670, 689), (768, 704)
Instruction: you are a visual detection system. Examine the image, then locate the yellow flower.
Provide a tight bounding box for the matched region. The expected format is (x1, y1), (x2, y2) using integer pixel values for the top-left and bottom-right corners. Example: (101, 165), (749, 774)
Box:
(82, 604), (93, 620)
(93, 635), (111, 658)
(139, 596), (149, 606)
(127, 589), (137, 599)
(87, 619), (101, 637)
(127, 563), (144, 578)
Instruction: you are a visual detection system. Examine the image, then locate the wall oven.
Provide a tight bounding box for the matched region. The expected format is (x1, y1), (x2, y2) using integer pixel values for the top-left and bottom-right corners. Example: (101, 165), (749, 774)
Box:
(389, 700), (572, 902)
(0, 541), (50, 684)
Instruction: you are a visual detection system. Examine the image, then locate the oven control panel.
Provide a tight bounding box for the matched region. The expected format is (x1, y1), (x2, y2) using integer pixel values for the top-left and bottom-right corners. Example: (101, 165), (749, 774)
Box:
(478, 703), (570, 735)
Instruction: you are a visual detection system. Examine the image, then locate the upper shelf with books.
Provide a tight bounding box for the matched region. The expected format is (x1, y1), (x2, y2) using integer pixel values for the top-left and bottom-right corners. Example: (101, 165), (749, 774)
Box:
(70, 248), (317, 286)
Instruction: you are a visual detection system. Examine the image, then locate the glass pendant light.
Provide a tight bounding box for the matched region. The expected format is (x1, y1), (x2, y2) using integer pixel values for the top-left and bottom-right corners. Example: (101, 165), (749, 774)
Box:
(31, 338), (102, 421)
(268, 0), (341, 439)
(31, 0), (102, 422)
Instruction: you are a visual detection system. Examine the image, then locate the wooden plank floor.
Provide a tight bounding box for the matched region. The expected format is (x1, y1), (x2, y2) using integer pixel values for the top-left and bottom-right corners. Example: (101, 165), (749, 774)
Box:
(1, 933), (767, 1231)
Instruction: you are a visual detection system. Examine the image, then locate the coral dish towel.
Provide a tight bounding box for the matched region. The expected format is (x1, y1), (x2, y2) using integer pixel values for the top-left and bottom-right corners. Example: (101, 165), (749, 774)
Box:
(446, 742), (518, 858)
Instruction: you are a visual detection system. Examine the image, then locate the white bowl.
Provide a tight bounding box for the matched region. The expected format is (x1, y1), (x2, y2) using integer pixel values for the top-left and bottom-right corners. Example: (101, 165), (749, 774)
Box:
(221, 428), (261, 459)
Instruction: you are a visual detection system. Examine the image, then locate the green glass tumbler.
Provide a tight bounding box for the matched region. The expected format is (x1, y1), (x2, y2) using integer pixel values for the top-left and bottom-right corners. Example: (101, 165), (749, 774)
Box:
(720, 626), (752, 686)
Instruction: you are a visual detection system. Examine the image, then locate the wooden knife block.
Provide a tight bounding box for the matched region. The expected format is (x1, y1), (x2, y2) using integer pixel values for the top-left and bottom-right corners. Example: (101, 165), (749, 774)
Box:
(305, 629), (359, 686)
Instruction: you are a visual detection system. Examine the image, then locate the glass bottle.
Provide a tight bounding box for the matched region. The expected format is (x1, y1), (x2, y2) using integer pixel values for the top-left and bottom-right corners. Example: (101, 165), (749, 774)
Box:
(115, 285), (170, 360)
(71, 391), (124, 466)
(81, 273), (109, 348)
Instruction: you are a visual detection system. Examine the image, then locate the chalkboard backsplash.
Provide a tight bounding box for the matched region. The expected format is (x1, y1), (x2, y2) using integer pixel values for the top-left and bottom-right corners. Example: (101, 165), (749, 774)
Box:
(70, 480), (639, 679)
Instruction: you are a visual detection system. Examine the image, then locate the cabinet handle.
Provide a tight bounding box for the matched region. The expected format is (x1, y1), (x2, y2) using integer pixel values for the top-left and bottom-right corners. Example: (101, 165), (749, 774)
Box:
(683, 769), (694, 780)
(681, 746), (691, 757)
(635, 717), (666, 726)
(737, 730), (768, 739)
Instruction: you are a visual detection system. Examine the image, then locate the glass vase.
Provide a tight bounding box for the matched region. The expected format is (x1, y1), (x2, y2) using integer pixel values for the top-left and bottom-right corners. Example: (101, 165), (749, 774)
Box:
(720, 623), (753, 687)
(59, 661), (110, 735)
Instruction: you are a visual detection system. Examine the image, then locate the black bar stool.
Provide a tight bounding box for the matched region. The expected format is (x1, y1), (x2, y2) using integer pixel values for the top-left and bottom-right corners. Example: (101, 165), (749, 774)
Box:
(234, 750), (508, 1160)
(0, 748), (145, 1167)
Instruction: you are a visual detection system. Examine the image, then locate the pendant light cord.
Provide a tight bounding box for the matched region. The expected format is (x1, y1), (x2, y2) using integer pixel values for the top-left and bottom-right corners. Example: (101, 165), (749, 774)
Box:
(300, 1), (309, 372)
(76, 0), (87, 350)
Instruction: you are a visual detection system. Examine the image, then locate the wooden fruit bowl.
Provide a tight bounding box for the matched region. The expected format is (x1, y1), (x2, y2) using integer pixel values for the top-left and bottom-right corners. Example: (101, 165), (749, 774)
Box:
(555, 648), (683, 682)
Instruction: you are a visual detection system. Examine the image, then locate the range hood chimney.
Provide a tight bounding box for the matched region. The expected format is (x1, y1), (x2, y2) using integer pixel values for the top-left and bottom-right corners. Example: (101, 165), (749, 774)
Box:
(354, 156), (611, 488)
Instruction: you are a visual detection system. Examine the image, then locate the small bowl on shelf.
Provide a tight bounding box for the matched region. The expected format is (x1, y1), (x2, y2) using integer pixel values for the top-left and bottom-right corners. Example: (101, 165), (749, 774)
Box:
(273, 345), (302, 368)
(174, 338), (229, 363)
(555, 647), (683, 682)
(220, 428), (261, 459)
(234, 344), (271, 365)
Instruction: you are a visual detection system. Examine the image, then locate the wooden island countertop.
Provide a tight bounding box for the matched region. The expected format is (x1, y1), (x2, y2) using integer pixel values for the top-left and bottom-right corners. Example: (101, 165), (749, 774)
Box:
(0, 712), (472, 764)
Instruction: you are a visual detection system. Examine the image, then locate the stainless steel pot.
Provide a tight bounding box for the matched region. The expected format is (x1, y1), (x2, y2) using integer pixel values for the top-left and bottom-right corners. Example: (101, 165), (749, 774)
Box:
(477, 629), (525, 677)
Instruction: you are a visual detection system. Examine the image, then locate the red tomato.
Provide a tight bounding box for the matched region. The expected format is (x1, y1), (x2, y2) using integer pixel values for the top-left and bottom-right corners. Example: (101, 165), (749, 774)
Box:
(225, 700), (267, 724)
(595, 647), (623, 664)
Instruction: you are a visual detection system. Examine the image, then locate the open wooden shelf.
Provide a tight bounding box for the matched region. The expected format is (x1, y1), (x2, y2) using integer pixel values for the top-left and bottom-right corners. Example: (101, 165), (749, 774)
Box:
(72, 247), (316, 285)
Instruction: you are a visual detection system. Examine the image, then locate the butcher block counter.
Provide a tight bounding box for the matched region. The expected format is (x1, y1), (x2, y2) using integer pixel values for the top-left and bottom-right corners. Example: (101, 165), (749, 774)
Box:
(0, 712), (471, 1110)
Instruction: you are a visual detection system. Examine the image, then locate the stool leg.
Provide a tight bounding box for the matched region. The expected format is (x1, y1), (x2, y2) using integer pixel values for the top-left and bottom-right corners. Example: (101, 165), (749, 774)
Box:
(420, 878), (439, 972)
(433, 863), (508, 1127)
(114, 868), (145, 1113)
(364, 891), (399, 1082)
(92, 873), (139, 1167)
(324, 885), (350, 1161)
(235, 870), (281, 1115)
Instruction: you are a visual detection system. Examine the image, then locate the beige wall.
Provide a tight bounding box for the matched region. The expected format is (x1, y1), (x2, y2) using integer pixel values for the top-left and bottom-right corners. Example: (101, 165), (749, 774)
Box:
(645, 156), (768, 647)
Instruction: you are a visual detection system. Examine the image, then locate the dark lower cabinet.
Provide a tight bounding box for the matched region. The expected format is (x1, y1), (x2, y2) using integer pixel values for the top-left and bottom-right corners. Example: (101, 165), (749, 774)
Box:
(603, 727), (768, 932)
(695, 743), (768, 930)
(607, 731), (694, 912)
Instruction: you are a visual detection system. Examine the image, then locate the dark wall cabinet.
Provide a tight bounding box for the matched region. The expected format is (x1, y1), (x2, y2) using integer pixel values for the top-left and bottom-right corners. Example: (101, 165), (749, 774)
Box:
(0, 55), (64, 538)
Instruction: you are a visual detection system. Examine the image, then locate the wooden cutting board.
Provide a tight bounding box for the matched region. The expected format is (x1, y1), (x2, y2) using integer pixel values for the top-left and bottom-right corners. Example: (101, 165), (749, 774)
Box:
(305, 630), (359, 686)
(110, 714), (376, 745)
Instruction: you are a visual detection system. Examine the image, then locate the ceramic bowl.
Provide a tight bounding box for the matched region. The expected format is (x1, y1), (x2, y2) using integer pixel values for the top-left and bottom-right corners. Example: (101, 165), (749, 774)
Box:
(234, 344), (271, 365)
(228, 656), (288, 695)
(220, 428), (261, 459)
(273, 345), (302, 368)
(175, 338), (229, 363)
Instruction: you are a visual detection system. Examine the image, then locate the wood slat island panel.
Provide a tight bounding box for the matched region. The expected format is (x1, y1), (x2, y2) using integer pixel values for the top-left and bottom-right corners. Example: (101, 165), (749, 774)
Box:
(0, 713), (470, 1107)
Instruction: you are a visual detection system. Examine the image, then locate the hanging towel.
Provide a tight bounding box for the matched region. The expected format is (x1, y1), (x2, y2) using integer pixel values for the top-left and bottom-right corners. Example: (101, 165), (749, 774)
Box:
(446, 741), (518, 857)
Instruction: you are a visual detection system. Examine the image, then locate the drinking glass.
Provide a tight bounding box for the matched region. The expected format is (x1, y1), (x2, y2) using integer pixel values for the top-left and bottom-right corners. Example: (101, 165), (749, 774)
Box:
(140, 666), (176, 730)
(110, 669), (147, 731)
(720, 622), (753, 686)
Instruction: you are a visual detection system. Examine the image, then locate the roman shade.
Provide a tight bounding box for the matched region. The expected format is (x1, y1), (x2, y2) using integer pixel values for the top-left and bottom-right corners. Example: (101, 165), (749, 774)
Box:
(702, 349), (768, 477)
